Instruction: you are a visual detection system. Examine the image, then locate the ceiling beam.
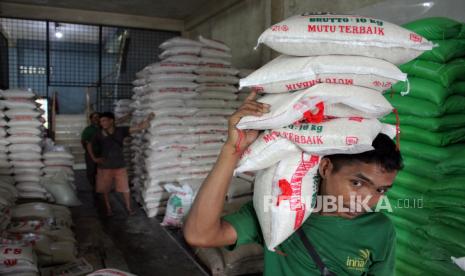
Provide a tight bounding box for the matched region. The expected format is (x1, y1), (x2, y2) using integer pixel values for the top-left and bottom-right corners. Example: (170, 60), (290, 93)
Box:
(0, 2), (184, 32)
(184, 0), (245, 31)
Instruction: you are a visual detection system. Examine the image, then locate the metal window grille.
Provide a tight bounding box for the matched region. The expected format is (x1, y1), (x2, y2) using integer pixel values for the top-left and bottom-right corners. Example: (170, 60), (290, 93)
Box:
(0, 17), (179, 113)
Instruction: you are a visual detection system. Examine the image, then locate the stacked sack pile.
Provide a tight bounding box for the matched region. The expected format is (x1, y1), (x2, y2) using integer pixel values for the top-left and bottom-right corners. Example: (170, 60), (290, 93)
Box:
(114, 99), (134, 180)
(0, 89), (50, 201)
(3, 202), (77, 267)
(130, 36), (250, 219)
(232, 13), (433, 252)
(0, 106), (11, 177)
(380, 17), (465, 275)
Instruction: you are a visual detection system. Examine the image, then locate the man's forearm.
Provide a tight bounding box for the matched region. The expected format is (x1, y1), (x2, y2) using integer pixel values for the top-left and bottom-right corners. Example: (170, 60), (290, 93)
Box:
(86, 143), (97, 161)
(184, 143), (240, 244)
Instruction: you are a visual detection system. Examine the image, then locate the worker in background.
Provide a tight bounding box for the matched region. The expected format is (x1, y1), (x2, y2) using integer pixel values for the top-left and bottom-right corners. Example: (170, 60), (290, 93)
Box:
(184, 91), (402, 275)
(81, 112), (101, 189)
(87, 111), (154, 216)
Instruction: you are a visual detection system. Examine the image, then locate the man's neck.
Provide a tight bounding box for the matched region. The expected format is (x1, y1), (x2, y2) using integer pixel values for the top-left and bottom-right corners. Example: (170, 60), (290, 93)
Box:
(105, 126), (115, 134)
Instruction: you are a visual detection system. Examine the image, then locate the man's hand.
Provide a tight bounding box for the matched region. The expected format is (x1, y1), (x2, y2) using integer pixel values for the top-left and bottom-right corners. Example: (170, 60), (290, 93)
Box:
(225, 91), (270, 151)
(93, 158), (104, 164)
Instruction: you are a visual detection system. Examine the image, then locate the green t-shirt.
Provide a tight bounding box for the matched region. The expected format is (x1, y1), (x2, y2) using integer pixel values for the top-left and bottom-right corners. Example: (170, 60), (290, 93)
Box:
(223, 202), (396, 276)
(81, 125), (100, 153)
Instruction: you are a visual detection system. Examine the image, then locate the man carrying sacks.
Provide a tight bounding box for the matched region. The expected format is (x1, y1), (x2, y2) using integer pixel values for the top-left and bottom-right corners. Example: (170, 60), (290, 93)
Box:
(184, 91), (403, 275)
(184, 13), (433, 275)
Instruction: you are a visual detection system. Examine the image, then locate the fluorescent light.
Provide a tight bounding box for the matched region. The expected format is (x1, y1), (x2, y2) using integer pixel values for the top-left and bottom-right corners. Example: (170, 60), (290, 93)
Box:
(55, 31), (63, 38)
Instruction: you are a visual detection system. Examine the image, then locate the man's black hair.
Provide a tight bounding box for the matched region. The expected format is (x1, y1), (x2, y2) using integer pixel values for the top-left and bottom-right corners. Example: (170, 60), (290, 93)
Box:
(325, 133), (403, 173)
(100, 112), (115, 120)
(89, 112), (100, 119)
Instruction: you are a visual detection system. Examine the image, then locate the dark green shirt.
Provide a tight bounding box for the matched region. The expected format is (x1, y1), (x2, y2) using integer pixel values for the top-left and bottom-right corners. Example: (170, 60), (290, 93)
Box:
(224, 202), (396, 276)
(81, 124), (100, 153)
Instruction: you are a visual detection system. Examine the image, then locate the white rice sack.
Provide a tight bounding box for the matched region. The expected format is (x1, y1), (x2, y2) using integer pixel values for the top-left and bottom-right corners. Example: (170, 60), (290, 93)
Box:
(257, 13), (434, 65)
(14, 168), (42, 176)
(0, 168), (12, 175)
(198, 36), (231, 52)
(0, 100), (37, 110)
(7, 127), (41, 136)
(0, 160), (11, 168)
(5, 109), (41, 118)
(195, 65), (239, 76)
(9, 142), (42, 154)
(159, 46), (202, 59)
(0, 89), (35, 99)
(16, 183), (47, 194)
(142, 82), (199, 94)
(42, 166), (73, 176)
(6, 136), (42, 144)
(196, 84), (238, 93)
(142, 91), (197, 102)
(0, 140), (9, 147)
(254, 153), (320, 251)
(8, 152), (42, 161)
(235, 131), (300, 174)
(199, 57), (232, 66)
(195, 108), (236, 116)
(181, 148), (220, 159)
(150, 117), (183, 128)
(44, 159), (74, 167)
(200, 48), (232, 59)
(196, 74), (239, 84)
(18, 191), (47, 200)
(43, 151), (73, 160)
(0, 128), (5, 137)
(196, 92), (238, 101)
(273, 118), (396, 155)
(160, 37), (203, 49)
(132, 78), (146, 86)
(161, 184), (194, 227)
(162, 55), (200, 64)
(237, 84), (393, 130)
(11, 160), (44, 169)
(152, 107), (198, 117)
(147, 62), (198, 74)
(0, 119), (7, 127)
(141, 99), (184, 110)
(183, 116), (228, 126)
(185, 99), (226, 108)
(451, 256), (465, 271)
(240, 55), (406, 93)
(7, 120), (42, 128)
(40, 171), (81, 207)
(143, 206), (166, 218)
(224, 101), (242, 109)
(147, 72), (197, 83)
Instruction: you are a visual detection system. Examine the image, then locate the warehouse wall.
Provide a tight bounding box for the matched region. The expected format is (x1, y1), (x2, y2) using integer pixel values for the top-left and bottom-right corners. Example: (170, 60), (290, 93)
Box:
(185, 0), (383, 69)
(185, 0), (270, 70)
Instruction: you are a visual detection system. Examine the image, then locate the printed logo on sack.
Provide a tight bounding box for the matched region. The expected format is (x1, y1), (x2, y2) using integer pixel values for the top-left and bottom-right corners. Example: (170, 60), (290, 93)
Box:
(409, 33), (423, 43)
(345, 136), (359, 145)
(346, 249), (371, 272)
(3, 259), (18, 267)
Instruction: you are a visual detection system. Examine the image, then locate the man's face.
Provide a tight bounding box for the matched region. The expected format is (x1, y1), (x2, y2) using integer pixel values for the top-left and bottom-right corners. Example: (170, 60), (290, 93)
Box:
(318, 158), (397, 219)
(91, 114), (100, 125)
(99, 117), (113, 130)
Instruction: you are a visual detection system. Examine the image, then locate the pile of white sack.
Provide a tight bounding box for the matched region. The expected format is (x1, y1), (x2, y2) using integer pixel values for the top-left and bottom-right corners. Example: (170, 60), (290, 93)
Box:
(235, 13), (434, 251)
(0, 176), (17, 233)
(130, 36), (254, 220)
(0, 89), (49, 201)
(114, 99), (133, 126)
(0, 243), (38, 276)
(3, 202), (76, 266)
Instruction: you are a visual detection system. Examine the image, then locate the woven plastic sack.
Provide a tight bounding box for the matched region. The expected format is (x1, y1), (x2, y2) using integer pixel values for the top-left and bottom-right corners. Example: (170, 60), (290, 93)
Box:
(40, 172), (81, 207)
(385, 94), (465, 117)
(272, 118), (395, 155)
(200, 48), (232, 59)
(161, 184), (194, 227)
(257, 13), (433, 65)
(382, 113), (465, 132)
(198, 35), (231, 52)
(235, 131), (300, 174)
(238, 84), (393, 130)
(146, 72), (197, 83)
(451, 81), (465, 96)
(400, 125), (465, 146)
(159, 46), (202, 59)
(146, 62), (198, 74)
(159, 37), (203, 49)
(402, 17), (462, 40)
(418, 39), (465, 63)
(389, 77), (452, 105)
(0, 89), (35, 99)
(400, 58), (465, 87)
(253, 153), (320, 251)
(87, 268), (137, 276)
(194, 65), (238, 76)
(195, 83), (238, 93)
(240, 55), (406, 93)
(436, 148), (465, 175)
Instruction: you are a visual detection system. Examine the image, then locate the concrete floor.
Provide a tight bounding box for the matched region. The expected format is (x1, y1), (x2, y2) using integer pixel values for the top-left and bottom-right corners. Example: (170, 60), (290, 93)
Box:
(72, 170), (207, 276)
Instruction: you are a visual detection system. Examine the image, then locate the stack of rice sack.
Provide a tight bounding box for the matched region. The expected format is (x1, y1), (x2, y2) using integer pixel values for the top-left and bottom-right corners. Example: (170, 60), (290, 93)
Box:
(3, 202), (76, 266)
(233, 13), (433, 252)
(0, 104), (11, 177)
(0, 176), (17, 233)
(380, 17), (465, 275)
(0, 89), (48, 201)
(0, 242), (38, 276)
(114, 99), (134, 180)
(41, 145), (81, 207)
(129, 36), (246, 219)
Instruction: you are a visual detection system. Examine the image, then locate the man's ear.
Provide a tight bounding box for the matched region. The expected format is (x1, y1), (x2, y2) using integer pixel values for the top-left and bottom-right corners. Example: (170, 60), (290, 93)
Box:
(318, 158), (333, 179)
